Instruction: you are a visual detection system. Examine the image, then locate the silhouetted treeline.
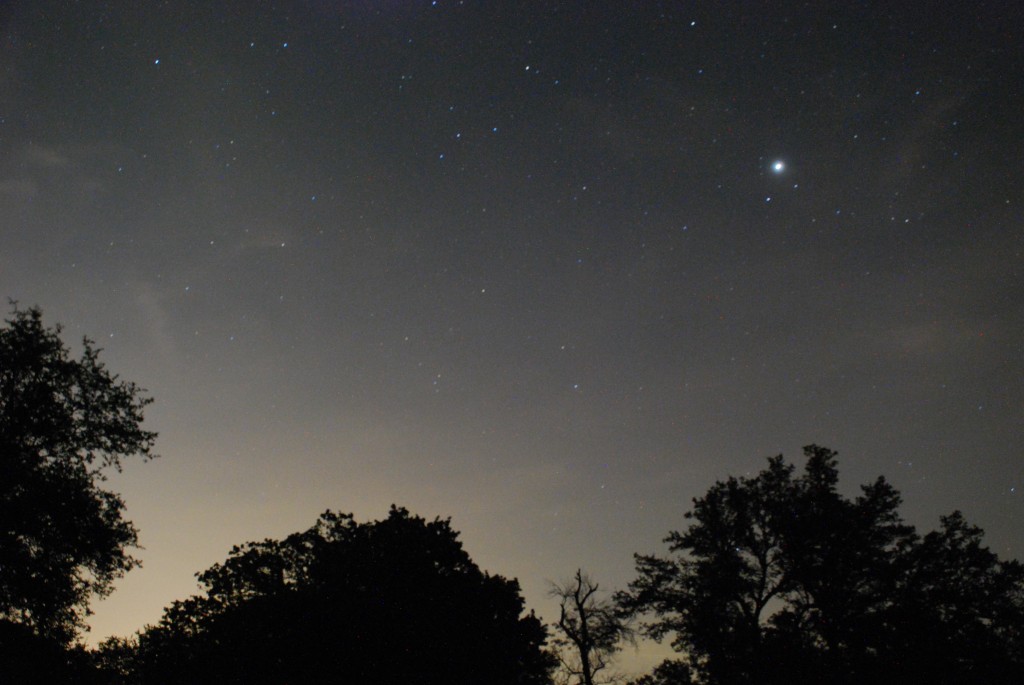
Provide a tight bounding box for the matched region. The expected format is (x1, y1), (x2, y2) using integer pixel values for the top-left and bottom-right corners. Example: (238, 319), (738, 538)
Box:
(2, 309), (1023, 684)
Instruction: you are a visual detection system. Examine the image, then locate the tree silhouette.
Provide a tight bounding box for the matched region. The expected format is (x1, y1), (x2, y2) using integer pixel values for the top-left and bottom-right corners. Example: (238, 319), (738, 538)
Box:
(627, 659), (692, 685)
(117, 506), (557, 684)
(0, 305), (156, 645)
(550, 570), (633, 685)
(883, 511), (1024, 683)
(0, 618), (110, 684)
(618, 445), (1024, 685)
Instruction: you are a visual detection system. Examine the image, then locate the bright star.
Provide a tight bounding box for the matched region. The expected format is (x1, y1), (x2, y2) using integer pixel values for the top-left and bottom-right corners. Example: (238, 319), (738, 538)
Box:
(771, 160), (785, 173)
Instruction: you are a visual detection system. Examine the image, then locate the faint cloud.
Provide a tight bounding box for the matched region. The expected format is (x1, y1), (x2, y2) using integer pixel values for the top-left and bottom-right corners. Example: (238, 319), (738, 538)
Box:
(880, 321), (959, 358)
(0, 177), (38, 199)
(0, 142), (122, 205)
(132, 281), (181, 368)
(24, 144), (74, 169)
(888, 92), (971, 182)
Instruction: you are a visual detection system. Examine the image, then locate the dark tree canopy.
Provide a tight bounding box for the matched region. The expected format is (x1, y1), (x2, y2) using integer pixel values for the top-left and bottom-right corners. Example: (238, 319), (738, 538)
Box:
(0, 306), (156, 644)
(0, 619), (106, 684)
(619, 445), (1024, 685)
(115, 506), (556, 685)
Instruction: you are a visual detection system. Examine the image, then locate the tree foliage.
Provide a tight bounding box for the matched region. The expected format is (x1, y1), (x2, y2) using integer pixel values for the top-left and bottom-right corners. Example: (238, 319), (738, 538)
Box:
(550, 569), (634, 685)
(115, 506), (556, 684)
(0, 618), (109, 684)
(0, 306), (156, 643)
(618, 445), (1024, 685)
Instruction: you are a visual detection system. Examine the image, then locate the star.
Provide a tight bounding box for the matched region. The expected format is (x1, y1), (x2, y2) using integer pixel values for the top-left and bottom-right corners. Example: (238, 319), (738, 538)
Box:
(771, 160), (785, 173)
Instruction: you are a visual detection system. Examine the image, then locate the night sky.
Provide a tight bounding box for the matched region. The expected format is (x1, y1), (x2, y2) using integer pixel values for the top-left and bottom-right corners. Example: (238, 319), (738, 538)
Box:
(2, 0), (1022, 669)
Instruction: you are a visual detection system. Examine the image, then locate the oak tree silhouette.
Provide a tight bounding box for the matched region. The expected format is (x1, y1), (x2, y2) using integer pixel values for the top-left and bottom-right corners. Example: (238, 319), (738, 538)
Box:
(619, 446), (1024, 685)
(119, 506), (557, 685)
(0, 306), (156, 645)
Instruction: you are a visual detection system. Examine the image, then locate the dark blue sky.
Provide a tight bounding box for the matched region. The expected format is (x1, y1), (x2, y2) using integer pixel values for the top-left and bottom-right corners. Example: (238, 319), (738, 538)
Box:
(1, 1), (1021, 669)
